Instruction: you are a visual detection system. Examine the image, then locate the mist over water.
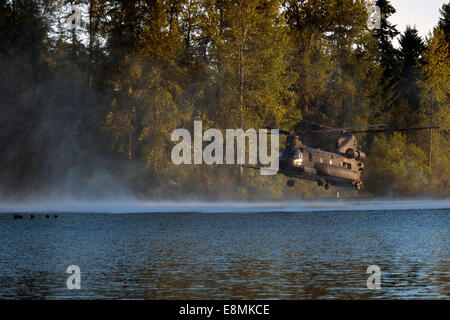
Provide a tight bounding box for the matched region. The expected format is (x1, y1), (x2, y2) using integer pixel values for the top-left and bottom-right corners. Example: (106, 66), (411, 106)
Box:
(0, 198), (449, 214)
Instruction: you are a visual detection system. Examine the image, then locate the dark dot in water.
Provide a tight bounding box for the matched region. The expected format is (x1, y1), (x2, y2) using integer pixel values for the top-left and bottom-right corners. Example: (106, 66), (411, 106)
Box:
(30, 215), (34, 219)
(54, 215), (58, 218)
(46, 214), (50, 219)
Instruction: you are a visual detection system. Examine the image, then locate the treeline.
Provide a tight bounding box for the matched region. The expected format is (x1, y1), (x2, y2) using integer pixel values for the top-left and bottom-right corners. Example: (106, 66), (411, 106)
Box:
(0, 0), (448, 199)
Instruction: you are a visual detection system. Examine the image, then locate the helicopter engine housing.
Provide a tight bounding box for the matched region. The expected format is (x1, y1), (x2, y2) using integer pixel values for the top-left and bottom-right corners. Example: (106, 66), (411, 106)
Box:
(345, 148), (366, 160)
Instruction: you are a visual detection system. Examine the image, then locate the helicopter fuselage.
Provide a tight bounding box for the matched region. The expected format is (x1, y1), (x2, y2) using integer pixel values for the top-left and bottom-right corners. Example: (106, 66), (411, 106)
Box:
(278, 139), (364, 190)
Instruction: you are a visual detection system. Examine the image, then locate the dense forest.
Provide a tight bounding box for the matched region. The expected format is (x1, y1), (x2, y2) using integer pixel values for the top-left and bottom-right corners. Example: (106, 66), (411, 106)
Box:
(0, 0), (448, 200)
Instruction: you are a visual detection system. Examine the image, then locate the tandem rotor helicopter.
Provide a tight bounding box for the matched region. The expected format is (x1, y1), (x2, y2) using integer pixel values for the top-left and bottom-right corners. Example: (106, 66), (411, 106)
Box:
(243, 122), (439, 191)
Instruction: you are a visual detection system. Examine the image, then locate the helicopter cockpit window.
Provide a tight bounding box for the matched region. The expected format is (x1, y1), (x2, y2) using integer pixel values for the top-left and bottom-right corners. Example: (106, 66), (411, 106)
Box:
(292, 149), (303, 166)
(293, 149), (303, 159)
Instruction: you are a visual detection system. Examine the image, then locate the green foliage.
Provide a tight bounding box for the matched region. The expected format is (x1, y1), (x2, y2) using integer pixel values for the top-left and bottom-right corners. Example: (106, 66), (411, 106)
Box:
(206, 0), (297, 129)
(420, 28), (450, 132)
(418, 27), (450, 194)
(0, 0), (448, 199)
(364, 133), (429, 195)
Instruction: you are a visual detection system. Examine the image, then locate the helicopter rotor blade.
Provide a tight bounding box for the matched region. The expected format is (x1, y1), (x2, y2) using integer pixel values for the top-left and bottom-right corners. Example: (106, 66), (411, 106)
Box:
(264, 120), (349, 136)
(311, 124), (387, 134)
(350, 126), (440, 134)
(260, 123), (432, 136)
(296, 119), (336, 130)
(313, 126), (440, 135)
(263, 127), (292, 135)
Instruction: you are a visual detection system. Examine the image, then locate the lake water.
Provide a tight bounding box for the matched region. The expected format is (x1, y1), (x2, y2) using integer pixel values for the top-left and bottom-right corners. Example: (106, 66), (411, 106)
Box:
(0, 200), (448, 299)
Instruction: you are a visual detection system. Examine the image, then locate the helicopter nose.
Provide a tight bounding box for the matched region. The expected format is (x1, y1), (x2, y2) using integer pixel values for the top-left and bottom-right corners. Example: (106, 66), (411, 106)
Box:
(290, 158), (303, 167)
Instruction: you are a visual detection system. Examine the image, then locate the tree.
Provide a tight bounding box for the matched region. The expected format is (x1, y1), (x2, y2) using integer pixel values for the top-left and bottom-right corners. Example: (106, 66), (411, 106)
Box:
(205, 0), (297, 129)
(283, 0), (333, 121)
(0, 0), (52, 194)
(104, 0), (190, 197)
(374, 0), (399, 80)
(371, 0), (399, 125)
(364, 133), (429, 195)
(322, 0), (381, 129)
(419, 27), (449, 192)
(391, 26), (426, 128)
(438, 2), (450, 43)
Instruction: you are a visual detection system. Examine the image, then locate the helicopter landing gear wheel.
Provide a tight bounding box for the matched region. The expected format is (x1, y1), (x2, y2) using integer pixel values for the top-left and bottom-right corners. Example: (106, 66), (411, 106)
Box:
(287, 180), (295, 187)
(318, 179), (329, 190)
(354, 181), (363, 190)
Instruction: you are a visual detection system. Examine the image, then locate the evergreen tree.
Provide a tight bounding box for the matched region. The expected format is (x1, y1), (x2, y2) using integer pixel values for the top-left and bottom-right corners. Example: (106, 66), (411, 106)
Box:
(392, 26), (425, 128)
(374, 0), (399, 80)
(438, 2), (450, 43)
